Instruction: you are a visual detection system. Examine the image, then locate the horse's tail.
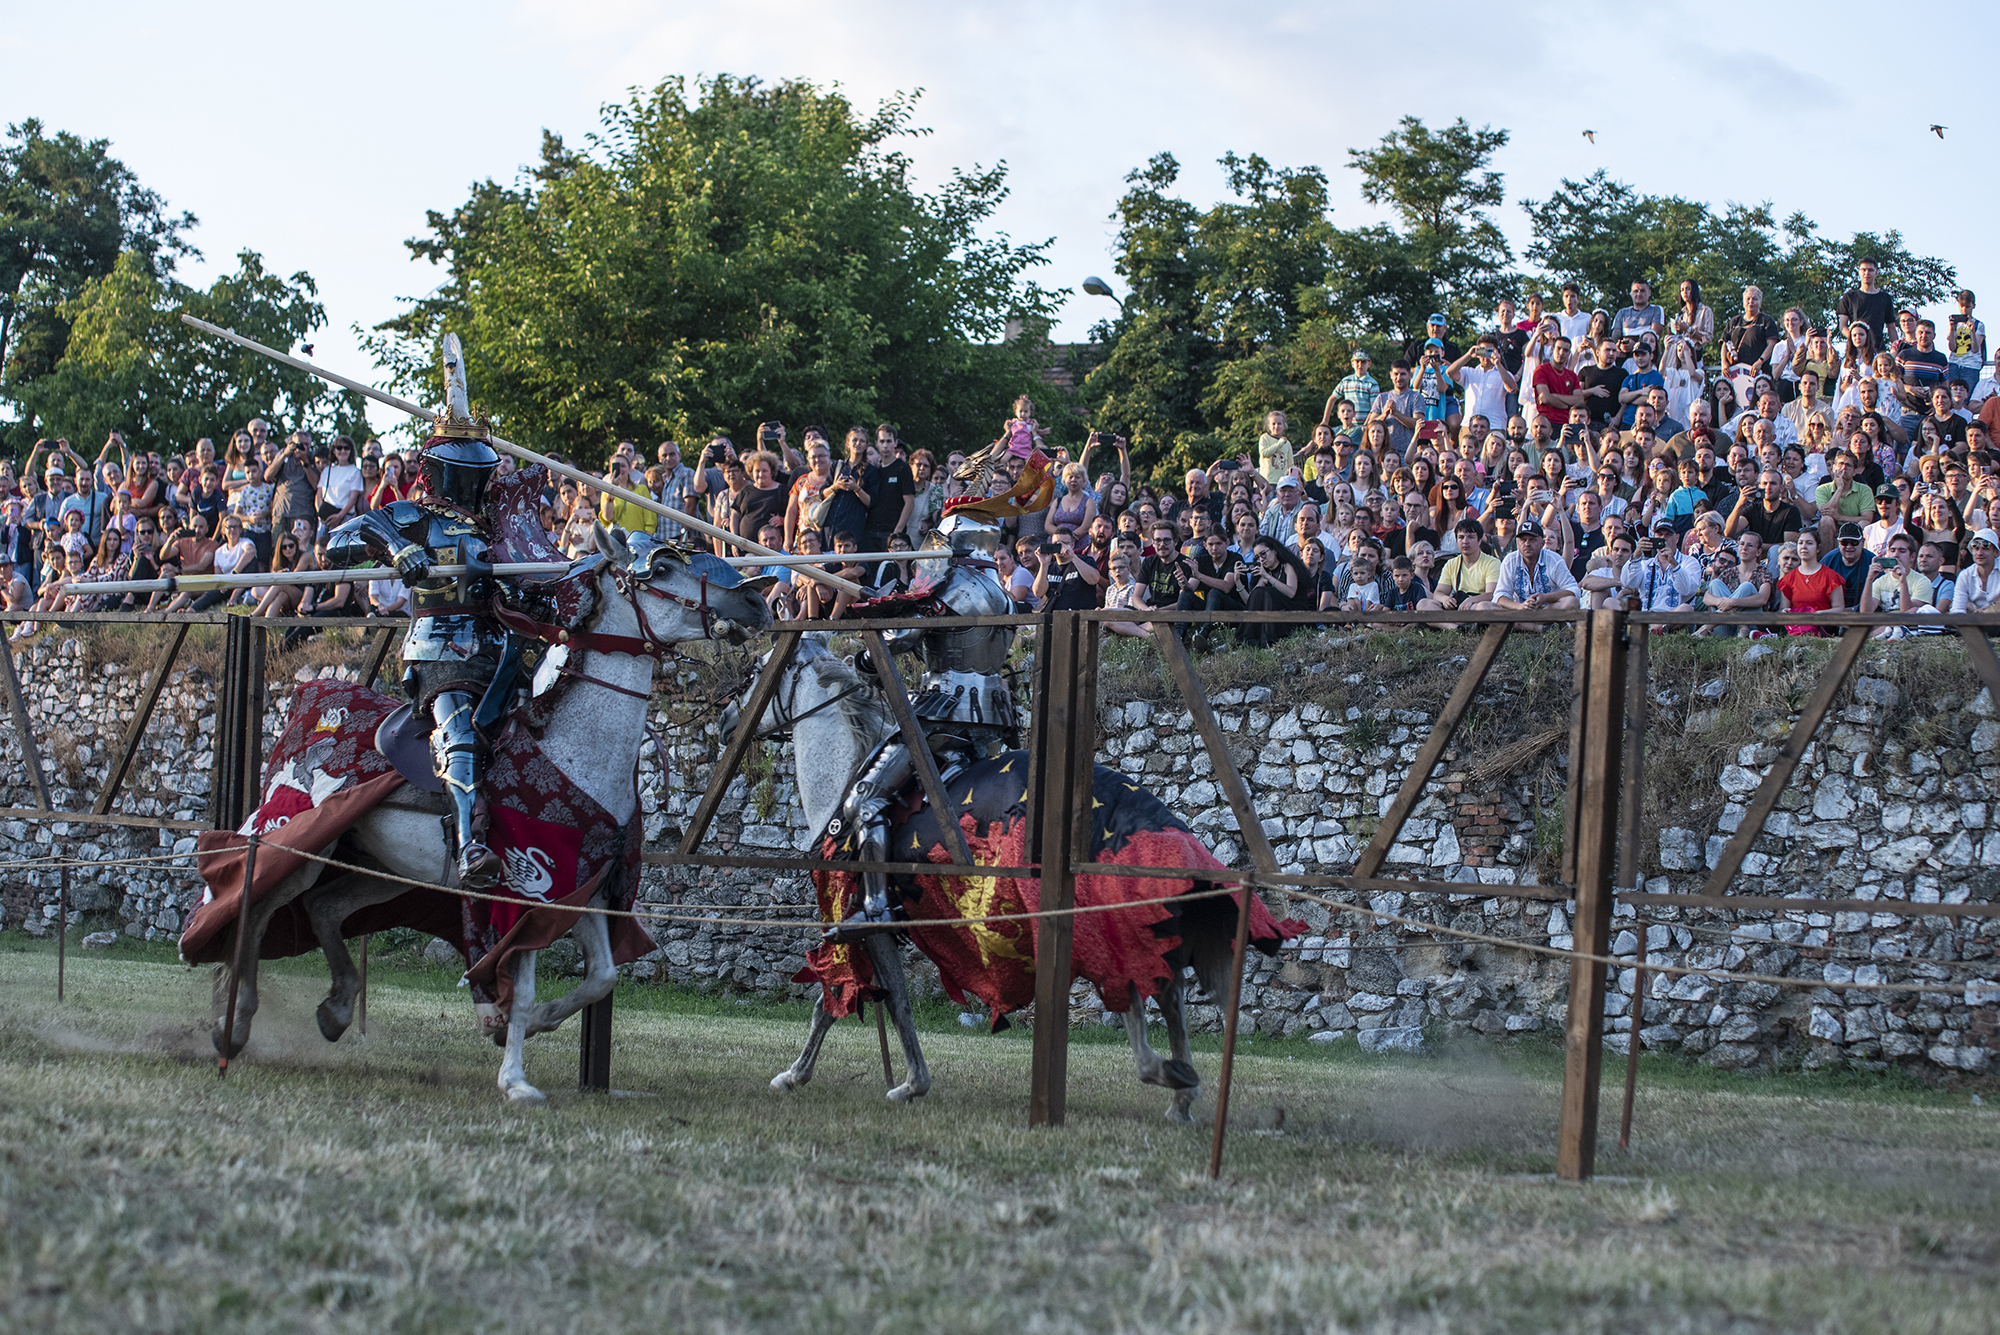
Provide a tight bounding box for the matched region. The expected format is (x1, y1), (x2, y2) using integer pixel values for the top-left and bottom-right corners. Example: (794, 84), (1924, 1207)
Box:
(1178, 886), (1240, 1000)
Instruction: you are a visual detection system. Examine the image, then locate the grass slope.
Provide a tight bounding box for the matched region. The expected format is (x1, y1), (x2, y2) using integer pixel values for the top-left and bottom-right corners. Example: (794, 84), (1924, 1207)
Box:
(0, 937), (1995, 1334)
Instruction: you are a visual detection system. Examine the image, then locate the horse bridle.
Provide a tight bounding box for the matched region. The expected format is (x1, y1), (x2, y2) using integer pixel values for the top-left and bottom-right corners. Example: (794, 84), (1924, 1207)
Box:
(492, 557), (743, 702)
(746, 667), (868, 740)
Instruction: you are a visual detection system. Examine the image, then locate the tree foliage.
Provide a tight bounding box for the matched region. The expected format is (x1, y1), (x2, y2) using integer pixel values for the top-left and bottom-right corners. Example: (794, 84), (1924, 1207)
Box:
(12, 249), (368, 452)
(1084, 119), (1518, 482)
(0, 118), (198, 392)
(367, 76), (1062, 458)
(1521, 170), (1954, 329)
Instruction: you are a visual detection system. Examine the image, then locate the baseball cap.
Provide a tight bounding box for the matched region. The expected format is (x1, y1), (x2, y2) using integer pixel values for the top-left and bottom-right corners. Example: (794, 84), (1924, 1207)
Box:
(1351, 349), (1371, 361)
(1651, 517), (1677, 535)
(1517, 518), (1545, 538)
(1837, 522), (1865, 542)
(1424, 337), (1445, 349)
(1427, 313), (1446, 325)
(1278, 474), (1301, 490)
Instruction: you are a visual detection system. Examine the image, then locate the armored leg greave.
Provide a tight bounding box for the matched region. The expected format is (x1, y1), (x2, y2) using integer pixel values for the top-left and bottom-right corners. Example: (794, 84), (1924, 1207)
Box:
(826, 742), (913, 941)
(433, 691), (501, 890)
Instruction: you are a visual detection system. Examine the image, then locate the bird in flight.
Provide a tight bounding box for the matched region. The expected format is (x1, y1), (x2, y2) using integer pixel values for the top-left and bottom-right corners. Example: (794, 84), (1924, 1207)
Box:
(1930, 124), (1947, 139)
(1582, 129), (1597, 143)
(301, 343), (315, 357)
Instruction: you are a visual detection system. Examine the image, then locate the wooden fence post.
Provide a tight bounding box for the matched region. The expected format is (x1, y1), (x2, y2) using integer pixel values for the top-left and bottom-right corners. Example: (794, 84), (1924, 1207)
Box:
(1556, 608), (1626, 1180)
(1029, 610), (1082, 1127)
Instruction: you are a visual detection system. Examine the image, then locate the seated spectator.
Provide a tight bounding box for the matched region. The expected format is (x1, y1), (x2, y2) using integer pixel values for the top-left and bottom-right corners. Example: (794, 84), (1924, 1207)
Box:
(1333, 540), (1384, 612)
(1491, 519), (1580, 615)
(1814, 449), (1877, 550)
(1299, 536), (1338, 612)
(1623, 519), (1704, 615)
(1950, 528), (2000, 613)
(368, 573), (410, 618)
(1380, 554), (1429, 611)
(1424, 518), (1499, 612)
(1101, 548), (1155, 638)
(1775, 533), (1846, 633)
(179, 514), (259, 613)
(1694, 542), (1773, 636)
(1860, 531), (1938, 637)
(1918, 540), (1956, 611)
(248, 529), (310, 618)
(1579, 531), (1639, 609)
(1242, 535), (1307, 645)
(1824, 522), (1877, 608)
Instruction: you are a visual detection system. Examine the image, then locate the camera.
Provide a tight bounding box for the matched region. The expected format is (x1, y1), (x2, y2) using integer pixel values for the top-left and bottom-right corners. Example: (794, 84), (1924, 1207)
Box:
(1038, 541), (1063, 556)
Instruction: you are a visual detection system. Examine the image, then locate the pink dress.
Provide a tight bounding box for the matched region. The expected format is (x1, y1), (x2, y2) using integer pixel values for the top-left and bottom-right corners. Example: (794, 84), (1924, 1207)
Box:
(1005, 418), (1038, 459)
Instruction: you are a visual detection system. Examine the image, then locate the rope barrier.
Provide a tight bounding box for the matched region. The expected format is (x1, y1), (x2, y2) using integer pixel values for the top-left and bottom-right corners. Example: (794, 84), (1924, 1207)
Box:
(17, 839), (1993, 1002)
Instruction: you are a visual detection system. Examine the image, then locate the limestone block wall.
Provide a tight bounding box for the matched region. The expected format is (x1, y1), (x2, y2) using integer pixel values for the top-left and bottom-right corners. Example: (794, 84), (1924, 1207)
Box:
(1, 629), (1994, 1076)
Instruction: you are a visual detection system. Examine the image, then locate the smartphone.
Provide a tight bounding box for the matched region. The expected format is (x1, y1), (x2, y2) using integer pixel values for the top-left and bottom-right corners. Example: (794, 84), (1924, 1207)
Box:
(1038, 542), (1063, 556)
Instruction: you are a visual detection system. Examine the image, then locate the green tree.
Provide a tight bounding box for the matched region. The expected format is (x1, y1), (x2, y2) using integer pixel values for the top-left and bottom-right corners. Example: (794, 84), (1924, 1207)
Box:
(1320, 117), (1519, 345)
(367, 76), (1061, 458)
(1083, 151), (1338, 480)
(1521, 170), (1953, 332)
(14, 249), (367, 453)
(0, 118), (197, 395)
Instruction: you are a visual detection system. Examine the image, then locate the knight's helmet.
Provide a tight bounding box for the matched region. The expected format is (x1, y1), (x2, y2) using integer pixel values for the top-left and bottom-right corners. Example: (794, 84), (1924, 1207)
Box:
(930, 509), (1004, 557)
(421, 332), (502, 510)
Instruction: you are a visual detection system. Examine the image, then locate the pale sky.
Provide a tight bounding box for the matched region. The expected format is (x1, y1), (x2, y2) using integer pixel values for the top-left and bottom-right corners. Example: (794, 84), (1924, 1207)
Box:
(6, 1), (1990, 434)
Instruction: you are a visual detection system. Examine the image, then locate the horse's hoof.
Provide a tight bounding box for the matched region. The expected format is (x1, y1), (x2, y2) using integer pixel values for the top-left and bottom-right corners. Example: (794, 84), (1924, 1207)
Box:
(1160, 1058), (1201, 1090)
(1165, 1103), (1195, 1125)
(503, 1082), (546, 1105)
(315, 999), (350, 1043)
(211, 1026), (246, 1059)
(886, 1083), (927, 1104)
(771, 1071), (803, 1092)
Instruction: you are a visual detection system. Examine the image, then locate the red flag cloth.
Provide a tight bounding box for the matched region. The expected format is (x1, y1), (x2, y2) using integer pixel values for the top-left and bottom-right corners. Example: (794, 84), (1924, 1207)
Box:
(798, 753), (1300, 1026)
(181, 680), (652, 1006)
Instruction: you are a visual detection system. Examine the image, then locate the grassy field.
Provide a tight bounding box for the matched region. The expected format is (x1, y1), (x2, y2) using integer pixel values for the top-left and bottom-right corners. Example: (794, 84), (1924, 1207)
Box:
(1, 934), (1995, 1334)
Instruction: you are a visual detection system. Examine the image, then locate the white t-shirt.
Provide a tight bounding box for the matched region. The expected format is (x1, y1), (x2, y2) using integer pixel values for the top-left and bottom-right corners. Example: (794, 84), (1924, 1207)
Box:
(215, 539), (257, 575)
(1861, 518), (1907, 557)
(1457, 366), (1510, 431)
(317, 462), (364, 509)
(1554, 309), (1595, 347)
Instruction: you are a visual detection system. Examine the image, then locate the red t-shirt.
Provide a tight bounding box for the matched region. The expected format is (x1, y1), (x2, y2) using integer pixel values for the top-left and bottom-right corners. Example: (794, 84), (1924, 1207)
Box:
(1777, 563), (1843, 633)
(1533, 363), (1580, 426)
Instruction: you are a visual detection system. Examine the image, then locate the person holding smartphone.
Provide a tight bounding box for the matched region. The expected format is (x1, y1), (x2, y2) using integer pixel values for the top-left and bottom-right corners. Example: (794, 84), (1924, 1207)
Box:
(1031, 525), (1102, 611)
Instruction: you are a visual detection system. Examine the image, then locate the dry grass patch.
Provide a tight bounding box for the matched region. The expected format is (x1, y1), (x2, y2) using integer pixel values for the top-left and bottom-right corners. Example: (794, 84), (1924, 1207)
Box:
(0, 939), (1993, 1333)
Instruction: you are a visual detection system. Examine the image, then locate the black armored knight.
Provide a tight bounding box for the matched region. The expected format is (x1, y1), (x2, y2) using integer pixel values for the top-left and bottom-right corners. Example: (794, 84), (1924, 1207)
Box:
(324, 334), (516, 889)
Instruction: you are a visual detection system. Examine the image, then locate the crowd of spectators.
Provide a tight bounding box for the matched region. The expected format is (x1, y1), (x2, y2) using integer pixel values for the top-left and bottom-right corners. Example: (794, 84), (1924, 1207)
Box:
(902, 264), (2000, 645)
(10, 262), (1995, 650)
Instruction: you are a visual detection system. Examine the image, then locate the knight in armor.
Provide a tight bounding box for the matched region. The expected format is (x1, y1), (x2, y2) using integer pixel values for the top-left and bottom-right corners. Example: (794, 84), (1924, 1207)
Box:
(830, 481), (1045, 939)
(323, 336), (518, 889)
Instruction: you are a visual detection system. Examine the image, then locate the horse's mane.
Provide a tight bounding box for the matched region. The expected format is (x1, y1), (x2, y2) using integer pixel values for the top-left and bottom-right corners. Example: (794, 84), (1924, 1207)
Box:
(794, 637), (896, 746)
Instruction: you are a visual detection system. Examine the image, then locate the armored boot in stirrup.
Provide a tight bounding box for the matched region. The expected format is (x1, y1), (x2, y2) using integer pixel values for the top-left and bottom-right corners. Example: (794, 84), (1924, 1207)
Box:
(432, 691), (501, 890)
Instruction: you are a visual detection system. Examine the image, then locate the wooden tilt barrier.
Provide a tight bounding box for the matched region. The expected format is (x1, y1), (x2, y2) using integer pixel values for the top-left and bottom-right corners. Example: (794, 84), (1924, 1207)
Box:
(7, 605), (2000, 1171)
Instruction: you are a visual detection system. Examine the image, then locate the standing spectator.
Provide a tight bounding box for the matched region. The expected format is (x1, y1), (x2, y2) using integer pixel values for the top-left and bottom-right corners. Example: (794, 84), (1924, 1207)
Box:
(1450, 341), (1517, 435)
(1551, 283), (1594, 348)
(1672, 279), (1715, 351)
(1838, 258), (1895, 354)
(1722, 287), (1783, 377)
(1367, 361), (1423, 456)
(265, 430), (321, 539)
(1402, 312), (1460, 367)
(861, 429), (914, 551)
(904, 449), (944, 546)
(597, 453), (655, 533)
(1412, 340), (1458, 431)
(1616, 340), (1666, 427)
(1532, 338), (1581, 429)
(314, 436), (365, 529)
(1949, 291), (1988, 398)
(1577, 340), (1626, 428)
(1612, 279), (1666, 345)
(370, 454), (414, 508)
(230, 444), (276, 567)
(651, 440), (697, 542)
(1895, 320), (1952, 438)
(1325, 350), (1379, 423)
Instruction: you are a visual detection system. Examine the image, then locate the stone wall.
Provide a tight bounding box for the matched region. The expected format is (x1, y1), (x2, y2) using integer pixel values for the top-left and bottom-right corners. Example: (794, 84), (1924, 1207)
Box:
(1, 628), (1994, 1077)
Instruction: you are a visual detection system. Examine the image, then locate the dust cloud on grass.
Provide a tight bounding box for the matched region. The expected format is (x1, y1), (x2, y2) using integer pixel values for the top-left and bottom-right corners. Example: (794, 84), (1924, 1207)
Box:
(0, 940), (1995, 1334)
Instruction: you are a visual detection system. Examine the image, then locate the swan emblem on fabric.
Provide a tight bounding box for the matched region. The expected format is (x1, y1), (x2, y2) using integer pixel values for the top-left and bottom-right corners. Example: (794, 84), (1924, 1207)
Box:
(503, 846), (557, 900)
(313, 706), (349, 734)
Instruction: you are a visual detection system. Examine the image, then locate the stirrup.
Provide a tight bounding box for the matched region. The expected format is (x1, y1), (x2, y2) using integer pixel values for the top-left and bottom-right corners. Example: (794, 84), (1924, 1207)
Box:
(458, 841), (503, 891)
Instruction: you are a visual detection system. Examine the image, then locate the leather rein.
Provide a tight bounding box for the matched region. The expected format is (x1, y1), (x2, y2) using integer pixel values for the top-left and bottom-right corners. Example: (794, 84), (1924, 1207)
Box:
(491, 562), (725, 703)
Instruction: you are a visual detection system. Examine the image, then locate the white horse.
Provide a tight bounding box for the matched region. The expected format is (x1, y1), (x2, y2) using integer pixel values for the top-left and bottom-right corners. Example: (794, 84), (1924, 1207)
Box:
(211, 525), (773, 1104)
(725, 637), (1245, 1121)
